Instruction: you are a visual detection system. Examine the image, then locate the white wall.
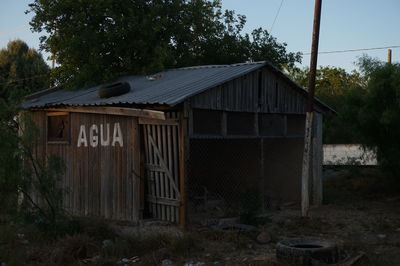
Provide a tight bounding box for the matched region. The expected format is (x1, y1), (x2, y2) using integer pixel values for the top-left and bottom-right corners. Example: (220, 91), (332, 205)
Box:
(323, 144), (377, 166)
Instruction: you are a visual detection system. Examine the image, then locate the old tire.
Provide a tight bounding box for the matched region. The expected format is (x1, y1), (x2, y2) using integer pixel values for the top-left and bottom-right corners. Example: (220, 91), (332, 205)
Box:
(276, 238), (339, 265)
(98, 82), (130, 98)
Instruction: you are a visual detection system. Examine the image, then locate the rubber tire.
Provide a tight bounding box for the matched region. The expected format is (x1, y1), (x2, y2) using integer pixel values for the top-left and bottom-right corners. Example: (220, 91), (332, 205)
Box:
(276, 238), (339, 265)
(98, 82), (130, 98)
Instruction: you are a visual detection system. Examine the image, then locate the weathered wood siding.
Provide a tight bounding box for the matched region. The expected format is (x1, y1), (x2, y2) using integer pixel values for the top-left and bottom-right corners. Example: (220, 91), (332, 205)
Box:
(29, 111), (140, 222)
(189, 68), (315, 114)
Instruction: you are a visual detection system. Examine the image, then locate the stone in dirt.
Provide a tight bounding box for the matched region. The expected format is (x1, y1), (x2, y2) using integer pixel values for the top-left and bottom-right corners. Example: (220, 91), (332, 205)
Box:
(162, 259), (174, 266)
(102, 239), (114, 248)
(256, 231), (272, 244)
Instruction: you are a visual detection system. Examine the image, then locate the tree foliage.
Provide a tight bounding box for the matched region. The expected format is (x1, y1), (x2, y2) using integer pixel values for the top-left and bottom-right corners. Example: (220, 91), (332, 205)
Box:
(27, 0), (301, 89)
(356, 62), (400, 176)
(0, 40), (65, 225)
(289, 65), (365, 143)
(0, 39), (49, 103)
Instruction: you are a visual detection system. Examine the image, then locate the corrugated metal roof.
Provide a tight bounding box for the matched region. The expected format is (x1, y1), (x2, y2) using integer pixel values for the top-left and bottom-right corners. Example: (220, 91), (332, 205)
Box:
(22, 61), (335, 113)
(23, 62), (266, 108)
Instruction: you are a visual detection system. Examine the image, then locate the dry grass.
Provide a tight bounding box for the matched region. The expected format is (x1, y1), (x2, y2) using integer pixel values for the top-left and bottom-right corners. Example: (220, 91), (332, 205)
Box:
(1, 168), (400, 265)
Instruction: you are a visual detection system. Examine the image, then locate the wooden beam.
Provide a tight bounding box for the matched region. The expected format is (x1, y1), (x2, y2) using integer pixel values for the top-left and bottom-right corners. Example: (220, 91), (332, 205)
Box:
(139, 118), (179, 125)
(221, 111), (227, 137)
(40, 106), (166, 120)
(254, 113), (259, 137)
(46, 111), (69, 116)
(146, 195), (180, 207)
(179, 109), (188, 229)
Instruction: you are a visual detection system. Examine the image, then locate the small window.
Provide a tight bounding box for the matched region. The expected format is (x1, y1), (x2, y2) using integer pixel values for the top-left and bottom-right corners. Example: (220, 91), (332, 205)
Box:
(227, 112), (255, 136)
(193, 109), (222, 135)
(259, 114), (284, 136)
(287, 114), (306, 136)
(47, 112), (70, 142)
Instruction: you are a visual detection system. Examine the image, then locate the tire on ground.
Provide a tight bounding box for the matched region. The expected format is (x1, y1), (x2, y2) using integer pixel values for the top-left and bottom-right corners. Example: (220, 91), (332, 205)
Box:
(276, 238), (339, 265)
(98, 82), (131, 98)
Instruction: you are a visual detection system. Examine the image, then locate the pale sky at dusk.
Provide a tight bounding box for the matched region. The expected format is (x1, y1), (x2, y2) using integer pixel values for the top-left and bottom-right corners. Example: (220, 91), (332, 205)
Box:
(1, 0), (399, 71)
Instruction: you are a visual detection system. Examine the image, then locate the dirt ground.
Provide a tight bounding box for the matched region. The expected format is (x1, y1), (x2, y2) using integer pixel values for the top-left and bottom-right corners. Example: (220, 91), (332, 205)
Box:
(124, 168), (400, 265)
(1, 167), (400, 265)
(161, 197), (400, 265)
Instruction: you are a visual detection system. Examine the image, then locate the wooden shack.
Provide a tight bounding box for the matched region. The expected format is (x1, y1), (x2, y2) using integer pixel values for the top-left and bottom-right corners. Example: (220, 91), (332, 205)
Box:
(22, 62), (334, 226)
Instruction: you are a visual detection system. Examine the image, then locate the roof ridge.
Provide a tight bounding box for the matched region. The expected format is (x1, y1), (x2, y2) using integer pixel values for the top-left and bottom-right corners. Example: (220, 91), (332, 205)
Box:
(164, 61), (266, 72)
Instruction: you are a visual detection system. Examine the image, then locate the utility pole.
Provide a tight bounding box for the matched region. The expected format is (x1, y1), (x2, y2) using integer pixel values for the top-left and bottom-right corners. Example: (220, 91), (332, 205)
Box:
(301, 0), (322, 217)
(388, 49), (392, 64)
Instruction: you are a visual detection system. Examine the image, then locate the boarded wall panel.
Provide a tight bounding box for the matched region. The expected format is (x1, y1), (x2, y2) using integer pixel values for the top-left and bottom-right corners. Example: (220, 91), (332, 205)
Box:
(190, 67), (312, 114)
(31, 111), (140, 223)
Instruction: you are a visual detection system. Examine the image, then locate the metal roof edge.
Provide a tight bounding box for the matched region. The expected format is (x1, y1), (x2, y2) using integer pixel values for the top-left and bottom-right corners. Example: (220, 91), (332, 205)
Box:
(24, 85), (61, 101)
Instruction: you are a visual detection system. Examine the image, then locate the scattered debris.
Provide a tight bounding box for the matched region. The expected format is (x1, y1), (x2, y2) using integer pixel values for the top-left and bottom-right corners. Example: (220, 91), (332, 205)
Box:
(183, 261), (205, 266)
(213, 223), (258, 234)
(82, 255), (100, 264)
(338, 252), (367, 266)
(146, 74), (163, 81)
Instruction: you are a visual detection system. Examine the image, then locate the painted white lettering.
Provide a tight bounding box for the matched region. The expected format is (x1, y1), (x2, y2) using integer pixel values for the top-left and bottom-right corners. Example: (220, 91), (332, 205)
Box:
(112, 123), (123, 147)
(77, 125), (88, 147)
(89, 124), (98, 147)
(100, 123), (110, 146)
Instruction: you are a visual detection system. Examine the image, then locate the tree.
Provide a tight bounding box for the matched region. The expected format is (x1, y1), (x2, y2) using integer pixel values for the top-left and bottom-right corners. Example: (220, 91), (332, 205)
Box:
(355, 62), (400, 176)
(27, 0), (301, 89)
(289, 65), (365, 143)
(0, 39), (49, 103)
(0, 40), (53, 219)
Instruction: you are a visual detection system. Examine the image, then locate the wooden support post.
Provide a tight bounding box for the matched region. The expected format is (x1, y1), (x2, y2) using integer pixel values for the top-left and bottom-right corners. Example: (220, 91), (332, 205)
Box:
(302, 0), (322, 217)
(259, 138), (265, 211)
(388, 49), (392, 64)
(283, 115), (287, 137)
(254, 113), (259, 137)
(132, 117), (141, 221)
(221, 111), (227, 137)
(179, 103), (189, 228)
(302, 111), (313, 216)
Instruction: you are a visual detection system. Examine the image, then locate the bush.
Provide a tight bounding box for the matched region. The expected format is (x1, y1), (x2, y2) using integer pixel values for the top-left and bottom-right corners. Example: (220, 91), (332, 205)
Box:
(356, 63), (400, 178)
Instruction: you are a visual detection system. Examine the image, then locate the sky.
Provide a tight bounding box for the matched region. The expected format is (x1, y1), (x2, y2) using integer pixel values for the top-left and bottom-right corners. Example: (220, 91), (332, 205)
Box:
(1, 0), (399, 72)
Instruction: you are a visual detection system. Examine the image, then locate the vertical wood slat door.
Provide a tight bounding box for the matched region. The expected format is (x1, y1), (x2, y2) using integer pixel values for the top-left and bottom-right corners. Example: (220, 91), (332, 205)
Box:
(140, 116), (181, 223)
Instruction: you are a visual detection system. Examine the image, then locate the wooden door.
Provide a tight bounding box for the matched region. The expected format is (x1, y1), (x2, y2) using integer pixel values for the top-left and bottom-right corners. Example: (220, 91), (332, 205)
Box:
(140, 116), (181, 223)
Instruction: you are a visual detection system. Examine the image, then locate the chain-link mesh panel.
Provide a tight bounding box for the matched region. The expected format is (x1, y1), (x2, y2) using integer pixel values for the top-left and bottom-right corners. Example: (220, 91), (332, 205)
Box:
(187, 138), (267, 225)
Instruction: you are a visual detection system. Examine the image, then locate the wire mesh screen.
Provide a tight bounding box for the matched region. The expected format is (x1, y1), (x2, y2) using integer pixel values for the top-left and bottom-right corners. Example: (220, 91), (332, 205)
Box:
(187, 138), (267, 225)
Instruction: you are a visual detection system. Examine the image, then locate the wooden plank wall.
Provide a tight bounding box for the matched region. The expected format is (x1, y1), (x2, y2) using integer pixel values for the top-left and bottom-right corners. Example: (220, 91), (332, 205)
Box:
(189, 68), (313, 114)
(29, 111), (140, 223)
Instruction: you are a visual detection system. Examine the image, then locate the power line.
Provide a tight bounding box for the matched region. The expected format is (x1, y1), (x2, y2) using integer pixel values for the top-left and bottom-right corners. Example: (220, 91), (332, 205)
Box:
(0, 73), (49, 86)
(302, 45), (400, 55)
(0, 25), (28, 37)
(269, 0), (284, 34)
